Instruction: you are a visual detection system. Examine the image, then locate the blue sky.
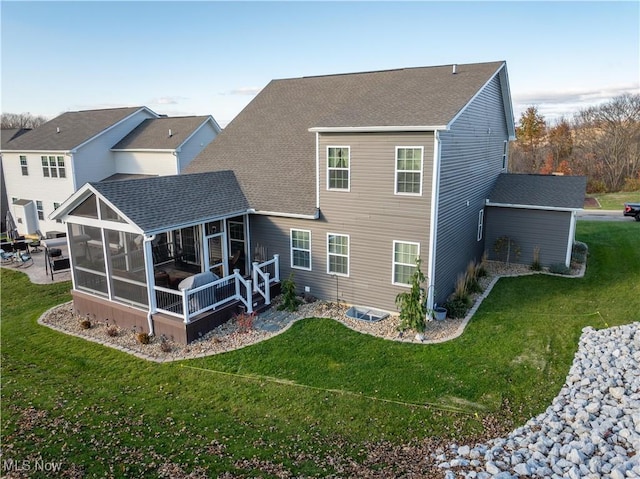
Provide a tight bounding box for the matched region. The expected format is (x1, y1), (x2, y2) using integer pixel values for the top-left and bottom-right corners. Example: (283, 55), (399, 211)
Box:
(1, 1), (638, 127)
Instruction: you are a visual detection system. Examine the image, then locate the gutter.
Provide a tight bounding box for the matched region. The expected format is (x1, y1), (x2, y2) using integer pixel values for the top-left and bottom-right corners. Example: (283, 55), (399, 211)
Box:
(308, 125), (448, 133)
(485, 200), (582, 213)
(250, 208), (320, 220)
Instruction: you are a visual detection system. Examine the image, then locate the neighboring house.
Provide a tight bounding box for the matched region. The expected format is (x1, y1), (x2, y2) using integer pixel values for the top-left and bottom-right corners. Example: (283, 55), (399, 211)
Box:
(1, 107), (220, 236)
(52, 61), (586, 344)
(485, 173), (587, 267)
(1, 128), (31, 232)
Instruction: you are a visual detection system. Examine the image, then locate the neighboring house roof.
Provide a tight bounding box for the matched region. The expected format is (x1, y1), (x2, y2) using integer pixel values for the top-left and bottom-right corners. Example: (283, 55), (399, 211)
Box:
(187, 61), (511, 217)
(1, 128), (31, 149)
(487, 174), (587, 210)
(111, 116), (219, 151)
(56, 171), (250, 233)
(4, 106), (157, 151)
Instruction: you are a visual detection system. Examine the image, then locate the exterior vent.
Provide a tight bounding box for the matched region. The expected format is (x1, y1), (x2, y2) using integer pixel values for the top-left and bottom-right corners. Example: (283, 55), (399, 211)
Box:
(452, 64), (457, 74)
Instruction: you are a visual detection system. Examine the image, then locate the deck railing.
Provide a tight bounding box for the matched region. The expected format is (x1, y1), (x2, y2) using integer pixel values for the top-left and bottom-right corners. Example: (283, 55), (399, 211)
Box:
(252, 254), (280, 306)
(153, 255), (284, 324)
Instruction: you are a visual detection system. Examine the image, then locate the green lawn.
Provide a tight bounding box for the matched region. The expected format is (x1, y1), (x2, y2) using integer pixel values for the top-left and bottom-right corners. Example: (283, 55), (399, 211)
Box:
(1, 221), (639, 477)
(586, 189), (640, 209)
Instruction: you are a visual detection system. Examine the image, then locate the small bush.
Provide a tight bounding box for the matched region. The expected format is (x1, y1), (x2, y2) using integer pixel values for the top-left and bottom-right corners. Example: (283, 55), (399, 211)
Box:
(105, 325), (119, 337)
(444, 296), (472, 319)
(494, 236), (521, 264)
(395, 258), (428, 333)
(159, 340), (172, 353)
(573, 241), (588, 255)
(549, 263), (571, 275)
(278, 274), (302, 312)
(136, 332), (150, 345)
(586, 179), (607, 194)
(621, 176), (640, 192)
(79, 318), (91, 330)
(233, 311), (255, 333)
(465, 260), (483, 294)
(476, 252), (488, 278)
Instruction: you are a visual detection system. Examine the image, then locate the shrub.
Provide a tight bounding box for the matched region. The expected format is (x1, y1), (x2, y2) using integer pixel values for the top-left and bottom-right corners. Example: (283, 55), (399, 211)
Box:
(233, 311), (255, 333)
(476, 252), (488, 278)
(465, 260), (483, 294)
(444, 296), (472, 319)
(79, 318), (91, 330)
(395, 258), (428, 333)
(278, 274), (302, 312)
(159, 339), (172, 352)
(586, 179), (607, 194)
(621, 176), (640, 192)
(549, 263), (571, 275)
(530, 246), (542, 271)
(136, 332), (150, 345)
(105, 325), (119, 337)
(573, 241), (588, 255)
(494, 236), (521, 264)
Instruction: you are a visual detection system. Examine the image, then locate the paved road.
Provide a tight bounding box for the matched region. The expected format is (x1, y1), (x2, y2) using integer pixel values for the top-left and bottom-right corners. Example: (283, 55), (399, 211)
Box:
(578, 209), (636, 222)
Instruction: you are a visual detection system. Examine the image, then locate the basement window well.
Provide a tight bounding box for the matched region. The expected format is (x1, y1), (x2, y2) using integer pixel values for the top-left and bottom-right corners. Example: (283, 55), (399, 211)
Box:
(345, 306), (389, 322)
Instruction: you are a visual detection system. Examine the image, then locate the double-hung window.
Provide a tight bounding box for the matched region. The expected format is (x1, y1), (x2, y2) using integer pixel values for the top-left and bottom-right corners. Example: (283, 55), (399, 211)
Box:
(502, 141), (508, 170)
(477, 209), (484, 241)
(395, 147), (423, 195)
(393, 241), (420, 286)
(41, 156), (66, 178)
(327, 233), (349, 276)
(327, 146), (350, 190)
(290, 229), (311, 270)
(19, 156), (28, 176)
(36, 200), (44, 220)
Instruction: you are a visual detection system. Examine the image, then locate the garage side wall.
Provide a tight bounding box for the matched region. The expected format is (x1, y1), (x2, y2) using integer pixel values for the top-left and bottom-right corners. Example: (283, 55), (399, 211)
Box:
(484, 207), (572, 267)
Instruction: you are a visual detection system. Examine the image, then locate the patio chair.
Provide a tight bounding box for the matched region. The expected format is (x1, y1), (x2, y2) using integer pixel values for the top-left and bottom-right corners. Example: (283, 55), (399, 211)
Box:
(0, 248), (15, 263)
(30, 230), (44, 252)
(15, 251), (33, 268)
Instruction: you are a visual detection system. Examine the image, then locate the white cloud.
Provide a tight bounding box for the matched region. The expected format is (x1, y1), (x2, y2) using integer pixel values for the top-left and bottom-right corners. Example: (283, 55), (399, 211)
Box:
(150, 96), (187, 105)
(224, 87), (262, 96)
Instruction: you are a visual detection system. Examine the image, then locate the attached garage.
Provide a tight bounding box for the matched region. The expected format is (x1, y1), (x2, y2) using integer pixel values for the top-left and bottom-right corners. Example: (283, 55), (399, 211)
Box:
(485, 174), (587, 268)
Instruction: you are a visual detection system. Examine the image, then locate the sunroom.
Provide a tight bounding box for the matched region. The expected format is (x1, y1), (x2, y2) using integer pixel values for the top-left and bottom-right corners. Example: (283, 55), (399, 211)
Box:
(51, 171), (280, 344)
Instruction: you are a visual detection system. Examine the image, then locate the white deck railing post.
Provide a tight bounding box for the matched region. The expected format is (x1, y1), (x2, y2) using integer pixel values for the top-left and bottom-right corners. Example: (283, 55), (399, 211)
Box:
(252, 261), (259, 292)
(246, 279), (253, 313)
(233, 268), (241, 300)
(182, 290), (189, 324)
(264, 273), (270, 305)
(273, 254), (280, 283)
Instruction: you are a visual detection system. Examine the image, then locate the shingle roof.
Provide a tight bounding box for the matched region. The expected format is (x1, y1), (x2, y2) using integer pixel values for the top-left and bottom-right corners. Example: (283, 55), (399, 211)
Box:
(1, 128), (31, 149)
(187, 61), (506, 216)
(488, 174), (587, 209)
(90, 171), (249, 233)
(4, 107), (152, 151)
(111, 116), (213, 150)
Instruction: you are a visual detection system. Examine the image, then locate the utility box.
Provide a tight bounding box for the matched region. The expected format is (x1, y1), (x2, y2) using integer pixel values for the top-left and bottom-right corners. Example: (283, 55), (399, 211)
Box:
(12, 199), (38, 235)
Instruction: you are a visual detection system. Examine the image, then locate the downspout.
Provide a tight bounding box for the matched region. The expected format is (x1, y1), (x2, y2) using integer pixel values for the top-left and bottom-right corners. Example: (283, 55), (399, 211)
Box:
(173, 151), (179, 174)
(565, 211), (577, 267)
(426, 130), (443, 310)
(315, 132), (320, 210)
(143, 234), (156, 335)
(68, 152), (77, 191)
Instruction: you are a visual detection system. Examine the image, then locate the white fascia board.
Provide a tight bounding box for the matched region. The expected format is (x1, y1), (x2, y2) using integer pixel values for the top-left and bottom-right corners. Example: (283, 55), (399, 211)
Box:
(49, 183), (97, 219)
(144, 209), (251, 236)
(2, 149), (70, 154)
(71, 107), (159, 153)
(110, 148), (176, 152)
(485, 201), (582, 213)
(308, 125), (448, 133)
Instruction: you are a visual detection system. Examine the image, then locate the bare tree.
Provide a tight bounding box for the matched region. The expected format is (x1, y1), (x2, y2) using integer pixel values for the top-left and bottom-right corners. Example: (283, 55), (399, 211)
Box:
(573, 94), (640, 191)
(1, 112), (49, 129)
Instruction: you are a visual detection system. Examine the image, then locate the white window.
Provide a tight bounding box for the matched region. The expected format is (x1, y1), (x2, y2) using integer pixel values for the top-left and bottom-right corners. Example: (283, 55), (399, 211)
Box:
(41, 156), (66, 178)
(327, 233), (349, 276)
(477, 209), (484, 241)
(393, 241), (420, 286)
(502, 141), (508, 170)
(19, 156), (28, 176)
(290, 229), (311, 270)
(36, 200), (44, 220)
(327, 146), (350, 190)
(395, 147), (423, 195)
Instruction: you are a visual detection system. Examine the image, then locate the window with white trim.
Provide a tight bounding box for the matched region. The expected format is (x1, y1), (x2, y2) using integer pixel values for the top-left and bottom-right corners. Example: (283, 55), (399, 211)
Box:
(41, 156), (66, 178)
(393, 241), (420, 286)
(327, 233), (349, 276)
(477, 209), (484, 241)
(291, 229), (311, 270)
(502, 141), (508, 170)
(36, 200), (44, 220)
(395, 147), (423, 195)
(327, 146), (350, 190)
(19, 156), (28, 176)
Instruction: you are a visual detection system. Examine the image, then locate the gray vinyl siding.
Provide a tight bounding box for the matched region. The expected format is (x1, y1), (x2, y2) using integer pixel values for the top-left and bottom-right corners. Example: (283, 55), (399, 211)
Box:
(251, 132), (434, 312)
(434, 74), (509, 304)
(484, 207), (572, 266)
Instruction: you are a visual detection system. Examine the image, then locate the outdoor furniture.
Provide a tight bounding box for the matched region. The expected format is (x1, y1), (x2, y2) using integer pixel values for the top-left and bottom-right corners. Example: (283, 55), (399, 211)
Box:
(30, 230), (44, 252)
(0, 248), (15, 263)
(15, 251), (33, 267)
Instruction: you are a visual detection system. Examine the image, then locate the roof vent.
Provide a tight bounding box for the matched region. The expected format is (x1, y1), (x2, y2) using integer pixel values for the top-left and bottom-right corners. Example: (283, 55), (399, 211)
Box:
(56, 127), (60, 133)
(452, 64), (457, 74)
(168, 129), (172, 137)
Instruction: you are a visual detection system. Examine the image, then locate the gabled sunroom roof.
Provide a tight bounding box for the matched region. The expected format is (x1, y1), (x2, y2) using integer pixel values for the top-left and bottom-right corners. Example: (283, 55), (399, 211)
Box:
(487, 174), (587, 210)
(53, 171), (250, 234)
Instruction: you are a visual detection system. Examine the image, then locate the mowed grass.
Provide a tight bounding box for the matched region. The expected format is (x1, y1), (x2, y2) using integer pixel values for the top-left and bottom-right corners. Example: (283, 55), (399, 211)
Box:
(1, 222), (638, 477)
(586, 189), (640, 210)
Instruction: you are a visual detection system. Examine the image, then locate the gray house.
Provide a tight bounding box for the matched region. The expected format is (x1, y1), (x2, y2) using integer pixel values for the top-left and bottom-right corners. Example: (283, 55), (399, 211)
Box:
(51, 61), (585, 343)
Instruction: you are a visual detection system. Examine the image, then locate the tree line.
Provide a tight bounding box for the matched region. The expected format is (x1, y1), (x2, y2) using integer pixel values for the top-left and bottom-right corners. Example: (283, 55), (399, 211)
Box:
(510, 94), (640, 193)
(1, 112), (49, 129)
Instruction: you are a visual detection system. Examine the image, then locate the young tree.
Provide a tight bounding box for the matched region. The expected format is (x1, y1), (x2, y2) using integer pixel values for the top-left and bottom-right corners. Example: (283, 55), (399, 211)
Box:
(516, 106), (547, 172)
(546, 118), (573, 172)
